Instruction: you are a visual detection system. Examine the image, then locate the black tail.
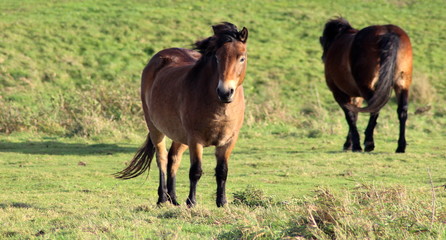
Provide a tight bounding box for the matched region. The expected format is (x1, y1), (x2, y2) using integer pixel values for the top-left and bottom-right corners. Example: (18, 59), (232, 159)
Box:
(114, 134), (155, 179)
(347, 32), (400, 113)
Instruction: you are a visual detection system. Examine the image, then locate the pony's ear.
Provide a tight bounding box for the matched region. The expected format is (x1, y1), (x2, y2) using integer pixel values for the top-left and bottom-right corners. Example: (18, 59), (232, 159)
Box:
(239, 27), (248, 43)
(212, 25), (219, 34)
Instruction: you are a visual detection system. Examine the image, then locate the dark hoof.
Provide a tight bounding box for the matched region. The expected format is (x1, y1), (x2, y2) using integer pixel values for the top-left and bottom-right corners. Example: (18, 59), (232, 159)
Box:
(157, 196), (168, 205)
(343, 142), (352, 151)
(396, 142), (406, 153)
(169, 199), (180, 206)
(395, 147), (406, 153)
(364, 142), (375, 152)
(186, 198), (196, 208)
(216, 199), (227, 208)
(167, 194), (180, 206)
(352, 146), (362, 152)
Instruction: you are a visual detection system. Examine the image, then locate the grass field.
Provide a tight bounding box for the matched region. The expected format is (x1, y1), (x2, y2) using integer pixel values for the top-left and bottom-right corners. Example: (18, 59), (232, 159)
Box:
(1, 0), (446, 239)
(1, 132), (445, 239)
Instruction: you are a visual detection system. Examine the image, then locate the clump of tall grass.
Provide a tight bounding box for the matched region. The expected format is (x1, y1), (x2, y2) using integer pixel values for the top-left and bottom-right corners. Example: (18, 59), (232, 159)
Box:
(0, 83), (144, 138)
(232, 186), (274, 208)
(220, 184), (445, 239)
(286, 184), (445, 239)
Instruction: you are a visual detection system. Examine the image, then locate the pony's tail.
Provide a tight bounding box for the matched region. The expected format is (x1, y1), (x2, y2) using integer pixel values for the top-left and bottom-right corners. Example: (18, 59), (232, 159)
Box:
(347, 32), (400, 113)
(114, 134), (155, 179)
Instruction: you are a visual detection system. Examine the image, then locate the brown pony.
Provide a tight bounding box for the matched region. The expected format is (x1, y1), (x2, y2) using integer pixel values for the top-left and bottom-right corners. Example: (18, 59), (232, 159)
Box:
(115, 22), (248, 207)
(320, 18), (412, 153)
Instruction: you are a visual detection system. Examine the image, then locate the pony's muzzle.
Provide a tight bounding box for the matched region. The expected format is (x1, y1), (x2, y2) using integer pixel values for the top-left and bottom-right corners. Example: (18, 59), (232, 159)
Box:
(216, 87), (235, 103)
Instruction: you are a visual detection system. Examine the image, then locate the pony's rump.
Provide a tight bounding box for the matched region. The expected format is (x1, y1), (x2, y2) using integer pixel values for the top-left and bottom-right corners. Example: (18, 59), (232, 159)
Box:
(347, 29), (400, 113)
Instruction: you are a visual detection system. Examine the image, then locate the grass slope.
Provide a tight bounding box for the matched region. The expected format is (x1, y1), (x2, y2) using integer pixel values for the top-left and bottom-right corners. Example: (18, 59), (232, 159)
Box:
(0, 0), (445, 137)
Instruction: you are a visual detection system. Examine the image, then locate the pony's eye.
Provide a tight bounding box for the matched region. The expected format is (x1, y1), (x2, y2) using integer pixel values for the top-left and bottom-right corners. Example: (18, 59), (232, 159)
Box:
(240, 57), (246, 63)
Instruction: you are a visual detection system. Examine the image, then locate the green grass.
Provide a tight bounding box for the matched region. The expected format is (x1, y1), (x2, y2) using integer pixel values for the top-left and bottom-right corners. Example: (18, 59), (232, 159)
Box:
(1, 0), (445, 136)
(1, 0), (446, 239)
(0, 131), (445, 239)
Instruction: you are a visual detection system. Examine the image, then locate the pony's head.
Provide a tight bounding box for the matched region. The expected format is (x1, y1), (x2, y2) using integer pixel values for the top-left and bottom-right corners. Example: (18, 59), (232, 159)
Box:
(195, 22), (248, 103)
(320, 17), (353, 62)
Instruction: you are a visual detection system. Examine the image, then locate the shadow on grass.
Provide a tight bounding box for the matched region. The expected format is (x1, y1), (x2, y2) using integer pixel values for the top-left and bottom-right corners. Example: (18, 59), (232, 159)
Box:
(0, 140), (137, 155)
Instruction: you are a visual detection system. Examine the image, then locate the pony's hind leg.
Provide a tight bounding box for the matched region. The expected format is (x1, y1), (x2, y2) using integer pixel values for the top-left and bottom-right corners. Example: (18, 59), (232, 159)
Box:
(149, 130), (169, 205)
(215, 139), (237, 207)
(395, 89), (409, 153)
(167, 142), (188, 205)
(364, 113), (379, 152)
(186, 143), (203, 207)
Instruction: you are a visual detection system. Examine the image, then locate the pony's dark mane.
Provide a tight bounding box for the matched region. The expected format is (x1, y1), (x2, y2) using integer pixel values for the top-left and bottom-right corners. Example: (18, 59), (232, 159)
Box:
(320, 17), (356, 61)
(194, 22), (244, 55)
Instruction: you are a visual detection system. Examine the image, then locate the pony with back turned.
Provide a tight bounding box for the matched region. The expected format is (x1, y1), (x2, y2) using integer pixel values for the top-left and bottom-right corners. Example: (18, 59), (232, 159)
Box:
(115, 22), (248, 207)
(320, 17), (412, 153)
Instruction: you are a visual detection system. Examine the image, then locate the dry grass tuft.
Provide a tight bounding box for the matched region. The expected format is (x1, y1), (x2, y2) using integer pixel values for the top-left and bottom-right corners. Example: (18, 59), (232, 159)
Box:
(285, 184), (446, 239)
(411, 72), (436, 105)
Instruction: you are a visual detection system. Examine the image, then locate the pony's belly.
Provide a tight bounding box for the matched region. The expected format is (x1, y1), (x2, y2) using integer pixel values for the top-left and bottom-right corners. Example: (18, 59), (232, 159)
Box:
(150, 113), (240, 147)
(163, 130), (189, 145)
(150, 114), (188, 144)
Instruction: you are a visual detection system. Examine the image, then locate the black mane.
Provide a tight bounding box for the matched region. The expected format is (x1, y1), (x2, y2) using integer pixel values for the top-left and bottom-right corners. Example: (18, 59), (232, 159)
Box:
(194, 22), (244, 55)
(320, 17), (355, 61)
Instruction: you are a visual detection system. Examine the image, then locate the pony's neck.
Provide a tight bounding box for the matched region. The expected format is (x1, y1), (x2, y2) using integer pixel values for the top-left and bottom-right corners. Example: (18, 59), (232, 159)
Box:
(191, 55), (220, 95)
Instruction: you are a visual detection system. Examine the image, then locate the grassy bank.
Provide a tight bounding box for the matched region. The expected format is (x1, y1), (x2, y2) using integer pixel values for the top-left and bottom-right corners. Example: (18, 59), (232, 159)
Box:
(1, 0), (445, 137)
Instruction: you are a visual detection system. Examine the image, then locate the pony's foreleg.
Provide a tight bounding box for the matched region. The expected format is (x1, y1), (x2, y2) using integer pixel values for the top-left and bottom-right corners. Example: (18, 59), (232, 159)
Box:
(364, 113), (379, 152)
(215, 139), (237, 207)
(396, 89), (409, 153)
(341, 106), (362, 152)
(167, 142), (188, 205)
(186, 143), (203, 207)
(150, 132), (169, 205)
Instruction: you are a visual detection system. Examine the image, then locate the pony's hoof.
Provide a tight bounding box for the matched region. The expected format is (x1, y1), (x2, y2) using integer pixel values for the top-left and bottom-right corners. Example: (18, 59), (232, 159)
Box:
(157, 197), (168, 206)
(216, 199), (227, 208)
(396, 142), (406, 153)
(167, 194), (180, 206)
(364, 142), (375, 152)
(186, 198), (196, 208)
(343, 142), (352, 151)
(395, 147), (405, 153)
(352, 147), (362, 152)
(343, 146), (352, 151)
